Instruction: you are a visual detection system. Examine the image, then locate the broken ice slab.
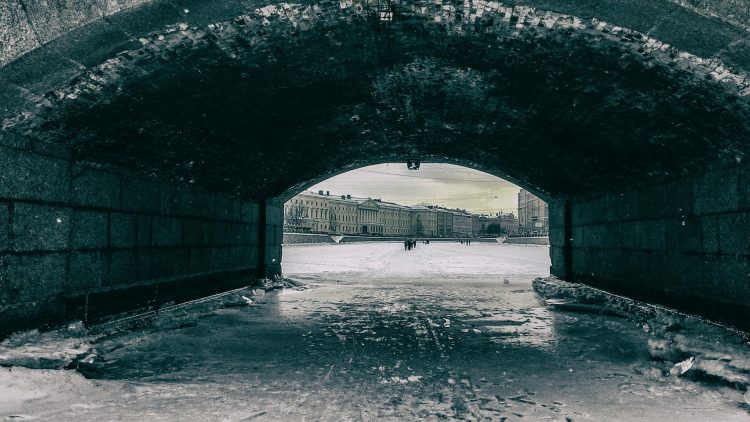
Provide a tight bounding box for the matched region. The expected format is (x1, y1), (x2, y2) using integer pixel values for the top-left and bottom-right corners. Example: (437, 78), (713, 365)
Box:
(669, 356), (694, 376)
(543, 299), (630, 318)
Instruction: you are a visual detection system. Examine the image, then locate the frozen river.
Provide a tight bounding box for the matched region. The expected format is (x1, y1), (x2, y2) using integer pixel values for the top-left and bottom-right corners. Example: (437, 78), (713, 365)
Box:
(1, 242), (748, 420)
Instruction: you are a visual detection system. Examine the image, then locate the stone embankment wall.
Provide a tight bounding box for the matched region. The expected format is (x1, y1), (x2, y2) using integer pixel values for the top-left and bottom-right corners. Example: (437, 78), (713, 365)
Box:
(283, 233), (335, 244)
(282, 233), (502, 244)
(504, 237), (550, 245)
(551, 164), (750, 331)
(0, 137), (279, 338)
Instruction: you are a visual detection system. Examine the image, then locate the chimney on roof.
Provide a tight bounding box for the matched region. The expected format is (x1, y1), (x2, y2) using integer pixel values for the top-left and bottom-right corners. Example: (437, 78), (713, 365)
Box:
(318, 190), (324, 195)
(326, 191), (330, 196)
(347, 195), (351, 199)
(341, 195), (346, 199)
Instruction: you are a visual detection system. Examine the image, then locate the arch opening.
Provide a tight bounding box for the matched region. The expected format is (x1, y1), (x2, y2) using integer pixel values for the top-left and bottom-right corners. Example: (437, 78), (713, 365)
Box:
(280, 162), (551, 278)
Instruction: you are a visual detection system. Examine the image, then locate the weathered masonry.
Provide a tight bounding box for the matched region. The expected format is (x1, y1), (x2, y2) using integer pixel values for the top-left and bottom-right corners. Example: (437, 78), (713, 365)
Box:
(1, 0), (749, 336)
(0, 141), (283, 333)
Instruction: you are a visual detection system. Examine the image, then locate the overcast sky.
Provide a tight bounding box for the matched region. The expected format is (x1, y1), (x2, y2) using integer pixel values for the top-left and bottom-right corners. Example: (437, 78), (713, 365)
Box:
(307, 163), (521, 215)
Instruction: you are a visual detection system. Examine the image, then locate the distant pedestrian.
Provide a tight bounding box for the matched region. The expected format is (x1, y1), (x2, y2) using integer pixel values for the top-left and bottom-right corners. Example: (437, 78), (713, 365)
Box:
(404, 240), (408, 251)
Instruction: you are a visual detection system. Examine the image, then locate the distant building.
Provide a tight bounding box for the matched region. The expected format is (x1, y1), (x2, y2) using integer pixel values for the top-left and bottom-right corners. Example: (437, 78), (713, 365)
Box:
(497, 213), (518, 236)
(451, 211), (473, 237)
(433, 207), (454, 238)
(284, 190), (523, 238)
(472, 214), (487, 236)
(355, 198), (383, 235)
(472, 213), (517, 236)
(284, 190), (331, 233)
(329, 194), (359, 234)
(410, 206), (438, 237)
(379, 201), (412, 236)
(517, 189), (548, 236)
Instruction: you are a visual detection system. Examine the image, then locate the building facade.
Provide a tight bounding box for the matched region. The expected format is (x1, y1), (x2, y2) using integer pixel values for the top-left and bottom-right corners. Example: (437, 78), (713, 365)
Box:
(434, 207), (453, 238)
(284, 190), (331, 233)
(329, 194), (359, 234)
(379, 201), (412, 236)
(356, 198), (384, 235)
(284, 190), (537, 238)
(497, 213), (519, 235)
(410, 206), (438, 237)
(517, 189), (549, 236)
(472, 215), (486, 236)
(451, 211), (473, 237)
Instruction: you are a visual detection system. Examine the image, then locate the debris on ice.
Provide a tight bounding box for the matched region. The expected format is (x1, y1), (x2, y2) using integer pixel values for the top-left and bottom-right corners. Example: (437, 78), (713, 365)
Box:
(647, 337), (683, 362)
(669, 357), (694, 376)
(0, 324), (95, 370)
(534, 276), (750, 391)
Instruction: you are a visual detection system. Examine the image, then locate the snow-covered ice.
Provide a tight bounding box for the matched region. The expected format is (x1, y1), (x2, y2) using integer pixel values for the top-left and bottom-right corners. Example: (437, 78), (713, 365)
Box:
(0, 242), (748, 420)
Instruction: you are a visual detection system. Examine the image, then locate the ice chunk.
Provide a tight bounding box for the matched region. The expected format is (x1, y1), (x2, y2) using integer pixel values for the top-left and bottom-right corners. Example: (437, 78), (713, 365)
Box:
(669, 357), (694, 376)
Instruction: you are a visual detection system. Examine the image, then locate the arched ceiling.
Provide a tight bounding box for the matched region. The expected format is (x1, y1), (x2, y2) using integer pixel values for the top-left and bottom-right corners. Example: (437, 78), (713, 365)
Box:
(1, 0), (749, 200)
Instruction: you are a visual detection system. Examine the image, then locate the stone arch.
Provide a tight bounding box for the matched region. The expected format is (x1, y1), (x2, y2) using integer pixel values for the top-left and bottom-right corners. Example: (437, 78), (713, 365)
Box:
(4, 4), (749, 200)
(1, 1), (750, 334)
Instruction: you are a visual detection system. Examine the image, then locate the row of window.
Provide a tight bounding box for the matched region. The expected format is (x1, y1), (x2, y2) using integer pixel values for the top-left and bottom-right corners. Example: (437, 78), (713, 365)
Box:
(307, 209), (329, 219)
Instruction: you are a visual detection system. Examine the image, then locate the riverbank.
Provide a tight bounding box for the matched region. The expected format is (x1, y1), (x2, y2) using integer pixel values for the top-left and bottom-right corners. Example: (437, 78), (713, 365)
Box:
(283, 233), (549, 245)
(504, 236), (550, 245)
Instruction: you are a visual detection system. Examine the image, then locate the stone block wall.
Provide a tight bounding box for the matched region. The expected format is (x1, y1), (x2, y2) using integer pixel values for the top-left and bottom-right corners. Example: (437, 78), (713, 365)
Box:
(0, 0), (150, 67)
(557, 163), (750, 330)
(264, 198), (284, 277)
(0, 138), (272, 338)
(548, 198), (567, 278)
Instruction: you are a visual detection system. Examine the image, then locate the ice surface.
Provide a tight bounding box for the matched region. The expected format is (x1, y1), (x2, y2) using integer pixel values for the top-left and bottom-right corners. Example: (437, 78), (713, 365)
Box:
(282, 242), (549, 280)
(1, 243), (748, 420)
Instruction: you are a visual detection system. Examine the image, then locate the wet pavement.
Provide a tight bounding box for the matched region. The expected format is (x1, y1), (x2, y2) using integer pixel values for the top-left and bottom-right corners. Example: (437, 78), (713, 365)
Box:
(1, 242), (749, 421)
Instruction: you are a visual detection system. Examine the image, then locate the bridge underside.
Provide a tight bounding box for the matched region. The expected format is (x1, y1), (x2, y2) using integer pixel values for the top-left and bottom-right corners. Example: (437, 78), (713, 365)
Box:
(1, 0), (749, 336)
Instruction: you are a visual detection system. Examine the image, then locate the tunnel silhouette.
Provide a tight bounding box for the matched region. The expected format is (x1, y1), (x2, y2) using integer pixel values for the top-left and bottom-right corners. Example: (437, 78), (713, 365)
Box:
(0, 0), (749, 336)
